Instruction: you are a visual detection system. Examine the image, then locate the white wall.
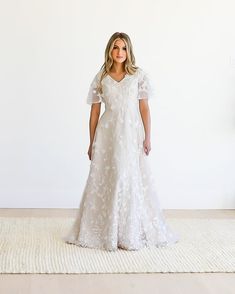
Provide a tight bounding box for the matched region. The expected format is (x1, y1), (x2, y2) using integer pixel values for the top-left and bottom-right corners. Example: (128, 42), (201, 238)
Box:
(0, 0), (234, 208)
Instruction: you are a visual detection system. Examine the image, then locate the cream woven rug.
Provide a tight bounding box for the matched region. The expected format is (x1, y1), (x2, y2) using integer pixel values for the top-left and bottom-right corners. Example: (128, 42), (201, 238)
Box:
(0, 217), (234, 273)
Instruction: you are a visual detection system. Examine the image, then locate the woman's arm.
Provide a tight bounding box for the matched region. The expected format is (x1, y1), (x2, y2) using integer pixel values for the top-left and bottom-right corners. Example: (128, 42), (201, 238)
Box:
(87, 102), (101, 160)
(139, 99), (151, 155)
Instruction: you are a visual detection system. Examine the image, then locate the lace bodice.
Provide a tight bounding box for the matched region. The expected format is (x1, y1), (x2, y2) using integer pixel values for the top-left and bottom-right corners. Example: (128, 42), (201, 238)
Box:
(86, 67), (154, 106)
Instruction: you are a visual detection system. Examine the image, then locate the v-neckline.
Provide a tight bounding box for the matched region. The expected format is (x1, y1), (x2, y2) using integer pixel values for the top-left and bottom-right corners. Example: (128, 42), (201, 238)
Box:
(107, 73), (127, 83)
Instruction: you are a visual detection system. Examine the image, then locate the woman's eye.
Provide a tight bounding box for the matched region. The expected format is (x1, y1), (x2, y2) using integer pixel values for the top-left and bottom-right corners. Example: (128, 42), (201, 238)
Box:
(113, 47), (126, 50)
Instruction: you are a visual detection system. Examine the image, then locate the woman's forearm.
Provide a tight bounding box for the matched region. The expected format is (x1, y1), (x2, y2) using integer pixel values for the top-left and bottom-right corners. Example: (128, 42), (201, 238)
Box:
(89, 105), (100, 145)
(89, 115), (99, 144)
(139, 102), (151, 140)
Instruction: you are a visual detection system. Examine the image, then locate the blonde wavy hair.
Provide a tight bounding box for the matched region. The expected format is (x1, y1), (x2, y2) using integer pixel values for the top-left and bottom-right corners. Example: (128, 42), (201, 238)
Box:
(97, 32), (138, 95)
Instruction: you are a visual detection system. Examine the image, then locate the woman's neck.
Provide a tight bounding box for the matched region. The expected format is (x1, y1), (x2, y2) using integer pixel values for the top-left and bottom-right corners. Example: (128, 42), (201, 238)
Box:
(110, 62), (125, 73)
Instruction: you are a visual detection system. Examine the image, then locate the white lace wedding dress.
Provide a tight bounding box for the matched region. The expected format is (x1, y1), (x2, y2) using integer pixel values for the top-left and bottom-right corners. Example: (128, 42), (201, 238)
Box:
(63, 67), (179, 251)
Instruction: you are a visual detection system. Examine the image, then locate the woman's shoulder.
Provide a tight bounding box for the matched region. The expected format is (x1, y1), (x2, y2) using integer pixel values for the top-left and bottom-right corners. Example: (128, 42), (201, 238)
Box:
(135, 67), (149, 80)
(136, 66), (148, 74)
(87, 69), (103, 86)
(94, 69), (103, 80)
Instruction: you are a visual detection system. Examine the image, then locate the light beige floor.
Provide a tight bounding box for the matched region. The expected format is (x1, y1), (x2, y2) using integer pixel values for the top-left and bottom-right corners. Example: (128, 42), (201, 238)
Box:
(0, 209), (234, 294)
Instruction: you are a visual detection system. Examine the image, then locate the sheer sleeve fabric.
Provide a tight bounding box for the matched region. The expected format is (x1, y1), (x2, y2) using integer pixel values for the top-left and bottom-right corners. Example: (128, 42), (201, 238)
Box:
(86, 71), (103, 105)
(137, 68), (155, 100)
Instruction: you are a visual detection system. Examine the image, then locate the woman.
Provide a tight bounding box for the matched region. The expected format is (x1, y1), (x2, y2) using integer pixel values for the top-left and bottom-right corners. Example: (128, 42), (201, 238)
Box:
(63, 32), (179, 251)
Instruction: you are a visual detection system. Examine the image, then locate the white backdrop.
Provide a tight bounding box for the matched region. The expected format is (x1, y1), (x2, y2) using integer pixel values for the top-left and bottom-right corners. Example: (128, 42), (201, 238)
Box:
(0, 0), (234, 208)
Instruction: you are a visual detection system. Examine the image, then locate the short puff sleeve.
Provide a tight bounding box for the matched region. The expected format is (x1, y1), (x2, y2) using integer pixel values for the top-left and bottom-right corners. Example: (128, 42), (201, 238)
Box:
(86, 71), (103, 105)
(137, 68), (155, 100)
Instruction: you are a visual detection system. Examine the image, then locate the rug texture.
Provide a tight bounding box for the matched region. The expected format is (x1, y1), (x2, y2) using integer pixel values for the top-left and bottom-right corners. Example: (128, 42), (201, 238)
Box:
(0, 217), (234, 273)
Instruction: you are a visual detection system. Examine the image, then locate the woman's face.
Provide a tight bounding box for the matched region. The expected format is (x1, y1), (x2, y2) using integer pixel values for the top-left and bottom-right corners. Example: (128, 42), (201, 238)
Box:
(111, 38), (127, 64)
